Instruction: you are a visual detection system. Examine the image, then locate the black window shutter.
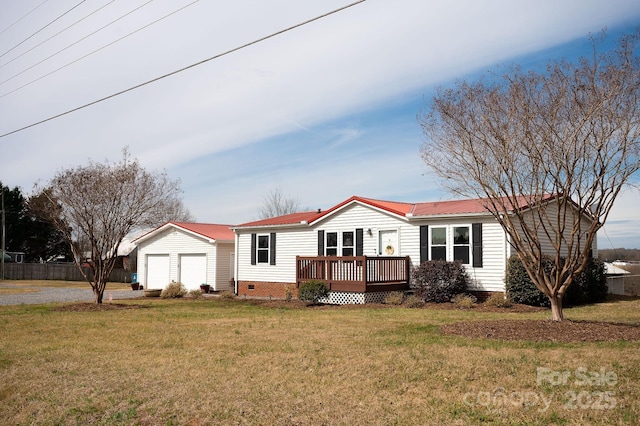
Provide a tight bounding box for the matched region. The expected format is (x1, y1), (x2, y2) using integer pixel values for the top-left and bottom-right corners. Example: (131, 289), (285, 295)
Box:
(270, 233), (276, 265)
(250, 233), (257, 265)
(419, 225), (428, 263)
(472, 223), (483, 268)
(356, 228), (363, 256)
(318, 230), (325, 255)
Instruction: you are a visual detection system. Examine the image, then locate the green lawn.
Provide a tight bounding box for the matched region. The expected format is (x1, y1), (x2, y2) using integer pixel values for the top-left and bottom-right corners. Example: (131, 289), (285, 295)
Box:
(0, 296), (638, 425)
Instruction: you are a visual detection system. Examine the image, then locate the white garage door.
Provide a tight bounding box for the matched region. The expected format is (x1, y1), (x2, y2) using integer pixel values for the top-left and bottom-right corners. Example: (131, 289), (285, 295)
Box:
(179, 254), (207, 291)
(146, 254), (170, 289)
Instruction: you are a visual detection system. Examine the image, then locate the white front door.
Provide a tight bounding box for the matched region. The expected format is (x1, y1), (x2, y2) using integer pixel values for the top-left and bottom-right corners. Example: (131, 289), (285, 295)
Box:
(378, 230), (398, 256)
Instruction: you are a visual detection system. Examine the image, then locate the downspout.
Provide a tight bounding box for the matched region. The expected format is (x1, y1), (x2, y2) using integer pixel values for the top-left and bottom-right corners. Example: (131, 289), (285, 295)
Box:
(234, 231), (239, 295)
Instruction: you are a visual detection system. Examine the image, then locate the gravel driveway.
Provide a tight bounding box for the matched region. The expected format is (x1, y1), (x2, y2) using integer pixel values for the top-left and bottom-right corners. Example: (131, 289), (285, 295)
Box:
(0, 284), (144, 305)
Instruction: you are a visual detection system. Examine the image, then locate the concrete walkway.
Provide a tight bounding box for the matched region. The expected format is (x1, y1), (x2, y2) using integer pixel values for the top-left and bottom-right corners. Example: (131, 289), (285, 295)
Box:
(0, 284), (144, 305)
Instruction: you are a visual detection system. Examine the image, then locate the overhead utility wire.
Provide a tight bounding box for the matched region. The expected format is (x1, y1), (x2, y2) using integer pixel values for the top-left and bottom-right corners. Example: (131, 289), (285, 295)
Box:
(0, 0), (195, 97)
(0, 0), (50, 35)
(0, 0), (195, 99)
(0, 0), (156, 86)
(0, 0), (117, 71)
(0, 0), (88, 59)
(0, 0), (367, 139)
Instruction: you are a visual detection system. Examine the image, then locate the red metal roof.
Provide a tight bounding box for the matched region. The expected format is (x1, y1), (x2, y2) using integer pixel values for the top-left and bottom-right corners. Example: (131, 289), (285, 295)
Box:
(234, 194), (560, 228)
(235, 211), (322, 228)
(135, 222), (235, 243)
(170, 222), (235, 241)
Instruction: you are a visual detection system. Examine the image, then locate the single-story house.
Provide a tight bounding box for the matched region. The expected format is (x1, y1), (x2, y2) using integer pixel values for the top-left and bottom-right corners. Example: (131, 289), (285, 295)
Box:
(134, 222), (235, 291)
(231, 195), (596, 304)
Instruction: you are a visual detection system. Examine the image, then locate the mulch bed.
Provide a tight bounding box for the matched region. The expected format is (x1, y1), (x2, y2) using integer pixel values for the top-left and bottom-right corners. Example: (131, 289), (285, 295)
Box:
(440, 319), (640, 342)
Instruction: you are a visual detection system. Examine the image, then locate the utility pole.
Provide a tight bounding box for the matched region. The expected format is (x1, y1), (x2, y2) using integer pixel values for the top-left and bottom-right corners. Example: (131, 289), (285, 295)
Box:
(1, 187), (5, 281)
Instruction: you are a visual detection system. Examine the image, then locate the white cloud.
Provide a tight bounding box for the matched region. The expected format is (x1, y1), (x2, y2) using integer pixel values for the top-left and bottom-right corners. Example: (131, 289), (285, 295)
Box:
(1, 0), (639, 246)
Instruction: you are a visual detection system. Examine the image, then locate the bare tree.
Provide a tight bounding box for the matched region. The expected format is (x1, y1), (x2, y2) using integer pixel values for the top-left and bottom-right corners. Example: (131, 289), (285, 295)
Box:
(418, 31), (640, 321)
(258, 188), (301, 219)
(31, 149), (193, 303)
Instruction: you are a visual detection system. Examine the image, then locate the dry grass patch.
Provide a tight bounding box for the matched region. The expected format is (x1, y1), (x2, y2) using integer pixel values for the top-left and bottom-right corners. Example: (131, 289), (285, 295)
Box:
(0, 297), (638, 425)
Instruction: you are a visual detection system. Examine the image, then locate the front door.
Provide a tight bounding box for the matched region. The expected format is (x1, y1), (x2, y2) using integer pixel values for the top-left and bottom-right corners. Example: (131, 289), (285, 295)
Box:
(378, 229), (398, 256)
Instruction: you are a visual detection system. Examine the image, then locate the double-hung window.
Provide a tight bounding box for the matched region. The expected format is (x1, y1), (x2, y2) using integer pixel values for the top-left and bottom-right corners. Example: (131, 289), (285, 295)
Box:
(430, 227), (447, 261)
(251, 233), (276, 265)
(326, 232), (338, 256)
(453, 226), (470, 264)
(342, 231), (354, 256)
(257, 235), (270, 263)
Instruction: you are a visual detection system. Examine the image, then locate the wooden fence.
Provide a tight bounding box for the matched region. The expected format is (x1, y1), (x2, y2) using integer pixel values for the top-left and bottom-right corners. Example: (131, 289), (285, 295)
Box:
(1, 263), (132, 282)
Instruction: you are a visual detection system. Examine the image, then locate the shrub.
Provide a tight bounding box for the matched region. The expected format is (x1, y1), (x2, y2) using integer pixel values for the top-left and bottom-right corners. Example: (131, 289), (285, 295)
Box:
(161, 281), (187, 299)
(383, 291), (405, 305)
(452, 293), (477, 308)
(188, 288), (203, 299)
(298, 280), (328, 305)
(411, 260), (470, 303)
(484, 292), (513, 308)
(403, 294), (425, 308)
(283, 284), (295, 302)
(505, 255), (609, 307)
(505, 256), (552, 307)
(219, 290), (236, 299)
(564, 258), (608, 305)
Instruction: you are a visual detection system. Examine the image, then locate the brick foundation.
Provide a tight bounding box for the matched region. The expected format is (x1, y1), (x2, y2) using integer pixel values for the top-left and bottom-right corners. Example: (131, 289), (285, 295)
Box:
(237, 281), (297, 299)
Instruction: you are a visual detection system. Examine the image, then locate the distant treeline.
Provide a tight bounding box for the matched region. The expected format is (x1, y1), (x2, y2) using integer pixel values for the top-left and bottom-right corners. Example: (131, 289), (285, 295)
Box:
(598, 248), (640, 262)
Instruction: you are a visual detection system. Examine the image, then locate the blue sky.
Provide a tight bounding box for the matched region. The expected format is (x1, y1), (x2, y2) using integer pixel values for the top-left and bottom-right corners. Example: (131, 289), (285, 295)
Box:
(1, 0), (639, 249)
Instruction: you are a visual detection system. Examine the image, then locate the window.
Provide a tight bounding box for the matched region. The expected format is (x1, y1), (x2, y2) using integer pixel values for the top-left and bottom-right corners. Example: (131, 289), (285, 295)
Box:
(342, 231), (354, 256)
(257, 235), (270, 263)
(431, 227), (447, 260)
(453, 226), (470, 264)
(326, 232), (338, 256)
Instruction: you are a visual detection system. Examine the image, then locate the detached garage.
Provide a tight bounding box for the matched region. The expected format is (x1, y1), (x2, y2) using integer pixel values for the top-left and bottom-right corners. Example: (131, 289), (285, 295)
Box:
(134, 222), (235, 292)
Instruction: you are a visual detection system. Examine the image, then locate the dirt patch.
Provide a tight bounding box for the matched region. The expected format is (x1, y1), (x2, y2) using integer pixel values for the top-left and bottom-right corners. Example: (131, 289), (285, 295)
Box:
(441, 319), (640, 342)
(53, 303), (148, 312)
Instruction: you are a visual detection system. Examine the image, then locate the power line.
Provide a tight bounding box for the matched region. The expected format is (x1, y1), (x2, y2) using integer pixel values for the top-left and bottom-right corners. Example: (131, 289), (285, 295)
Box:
(0, 0), (195, 98)
(0, 0), (117, 71)
(0, 0), (88, 59)
(0, 0), (367, 139)
(0, 0), (50, 35)
(0, 0), (156, 87)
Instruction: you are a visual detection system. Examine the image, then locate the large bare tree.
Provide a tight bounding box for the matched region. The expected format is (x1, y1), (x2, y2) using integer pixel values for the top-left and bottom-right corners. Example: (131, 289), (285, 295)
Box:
(31, 149), (193, 303)
(258, 188), (301, 219)
(418, 31), (640, 321)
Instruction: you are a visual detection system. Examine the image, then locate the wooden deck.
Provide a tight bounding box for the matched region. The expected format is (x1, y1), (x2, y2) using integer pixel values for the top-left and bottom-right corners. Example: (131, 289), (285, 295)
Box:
(296, 256), (411, 293)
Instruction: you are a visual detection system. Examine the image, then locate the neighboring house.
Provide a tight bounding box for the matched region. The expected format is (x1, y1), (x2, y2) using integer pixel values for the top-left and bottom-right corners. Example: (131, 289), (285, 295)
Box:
(134, 222), (235, 291)
(116, 228), (153, 273)
(232, 195), (596, 304)
(604, 262), (631, 295)
(1, 250), (24, 263)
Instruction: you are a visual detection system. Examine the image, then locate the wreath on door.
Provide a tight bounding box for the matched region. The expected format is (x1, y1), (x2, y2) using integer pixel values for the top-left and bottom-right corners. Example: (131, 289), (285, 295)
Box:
(385, 244), (394, 255)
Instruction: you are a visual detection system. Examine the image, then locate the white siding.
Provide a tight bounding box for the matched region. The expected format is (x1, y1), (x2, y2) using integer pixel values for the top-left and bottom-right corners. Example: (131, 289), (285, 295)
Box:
(215, 242), (235, 291)
(137, 227), (231, 290)
(513, 200), (597, 258)
(236, 203), (512, 292)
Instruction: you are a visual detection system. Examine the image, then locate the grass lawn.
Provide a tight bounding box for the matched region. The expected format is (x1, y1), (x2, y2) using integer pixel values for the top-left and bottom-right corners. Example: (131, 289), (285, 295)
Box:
(0, 294), (638, 425)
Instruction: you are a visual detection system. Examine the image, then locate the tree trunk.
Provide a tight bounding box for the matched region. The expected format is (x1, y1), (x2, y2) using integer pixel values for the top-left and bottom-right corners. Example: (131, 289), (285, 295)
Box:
(549, 294), (564, 321)
(94, 287), (104, 304)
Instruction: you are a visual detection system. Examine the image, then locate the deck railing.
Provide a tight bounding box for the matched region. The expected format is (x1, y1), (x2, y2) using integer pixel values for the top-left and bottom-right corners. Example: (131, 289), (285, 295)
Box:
(296, 256), (410, 293)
